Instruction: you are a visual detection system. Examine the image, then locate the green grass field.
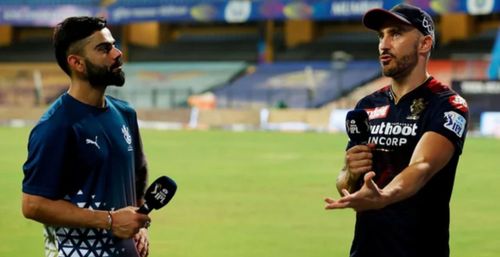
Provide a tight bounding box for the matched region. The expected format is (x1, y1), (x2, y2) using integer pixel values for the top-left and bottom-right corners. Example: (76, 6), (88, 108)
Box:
(1, 127), (499, 257)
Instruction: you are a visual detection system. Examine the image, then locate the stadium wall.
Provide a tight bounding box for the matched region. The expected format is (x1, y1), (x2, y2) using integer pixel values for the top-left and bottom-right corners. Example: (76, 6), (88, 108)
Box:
(0, 106), (340, 132)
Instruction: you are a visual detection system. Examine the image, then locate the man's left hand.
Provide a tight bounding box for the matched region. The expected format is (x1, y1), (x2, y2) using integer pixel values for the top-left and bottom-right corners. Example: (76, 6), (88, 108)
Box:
(324, 172), (397, 212)
(134, 228), (149, 257)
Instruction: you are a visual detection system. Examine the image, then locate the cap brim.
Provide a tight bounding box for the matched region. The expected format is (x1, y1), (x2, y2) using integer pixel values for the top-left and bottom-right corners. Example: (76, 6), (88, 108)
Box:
(362, 8), (412, 31)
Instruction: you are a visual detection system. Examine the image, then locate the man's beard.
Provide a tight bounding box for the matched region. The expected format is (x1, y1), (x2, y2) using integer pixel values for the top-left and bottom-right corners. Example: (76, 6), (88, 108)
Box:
(85, 58), (125, 88)
(382, 43), (419, 79)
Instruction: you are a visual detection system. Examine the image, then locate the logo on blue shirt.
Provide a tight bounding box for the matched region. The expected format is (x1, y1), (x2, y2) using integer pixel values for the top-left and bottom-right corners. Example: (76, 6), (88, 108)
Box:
(121, 125), (133, 151)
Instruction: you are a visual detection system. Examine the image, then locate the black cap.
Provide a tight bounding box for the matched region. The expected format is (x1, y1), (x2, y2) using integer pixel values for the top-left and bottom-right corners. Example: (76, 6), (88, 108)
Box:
(363, 4), (435, 46)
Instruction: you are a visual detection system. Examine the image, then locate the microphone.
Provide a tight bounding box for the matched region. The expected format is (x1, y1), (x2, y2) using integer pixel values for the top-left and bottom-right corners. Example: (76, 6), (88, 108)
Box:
(138, 176), (177, 214)
(345, 109), (370, 145)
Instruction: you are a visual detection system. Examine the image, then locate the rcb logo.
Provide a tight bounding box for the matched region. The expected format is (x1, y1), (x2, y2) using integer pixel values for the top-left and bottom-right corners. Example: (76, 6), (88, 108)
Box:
(407, 98), (426, 120)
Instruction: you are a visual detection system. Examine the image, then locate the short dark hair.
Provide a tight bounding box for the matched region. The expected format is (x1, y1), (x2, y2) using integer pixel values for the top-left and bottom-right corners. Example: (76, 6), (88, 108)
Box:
(53, 16), (107, 76)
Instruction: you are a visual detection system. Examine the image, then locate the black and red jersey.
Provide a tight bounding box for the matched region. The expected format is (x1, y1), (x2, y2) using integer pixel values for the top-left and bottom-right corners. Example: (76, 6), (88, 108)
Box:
(347, 77), (469, 257)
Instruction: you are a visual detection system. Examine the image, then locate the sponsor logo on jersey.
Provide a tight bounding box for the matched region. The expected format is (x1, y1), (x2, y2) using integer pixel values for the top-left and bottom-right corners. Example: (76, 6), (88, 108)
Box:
(121, 125), (133, 151)
(368, 122), (418, 147)
(449, 95), (468, 113)
(444, 111), (466, 137)
(366, 105), (389, 120)
(85, 136), (100, 149)
(407, 98), (426, 120)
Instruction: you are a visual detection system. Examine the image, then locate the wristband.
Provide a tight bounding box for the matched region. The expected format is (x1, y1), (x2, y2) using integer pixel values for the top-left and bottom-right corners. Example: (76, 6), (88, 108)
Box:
(107, 211), (113, 230)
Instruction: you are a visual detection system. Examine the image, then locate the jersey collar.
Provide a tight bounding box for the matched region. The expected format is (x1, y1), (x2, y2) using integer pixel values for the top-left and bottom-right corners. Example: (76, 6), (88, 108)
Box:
(387, 76), (434, 103)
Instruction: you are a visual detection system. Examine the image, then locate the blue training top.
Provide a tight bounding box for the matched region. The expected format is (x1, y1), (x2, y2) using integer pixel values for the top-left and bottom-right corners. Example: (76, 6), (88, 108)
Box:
(23, 92), (147, 257)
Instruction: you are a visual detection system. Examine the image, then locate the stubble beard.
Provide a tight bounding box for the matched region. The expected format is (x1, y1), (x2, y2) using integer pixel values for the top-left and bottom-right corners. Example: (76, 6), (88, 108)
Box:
(382, 43), (419, 80)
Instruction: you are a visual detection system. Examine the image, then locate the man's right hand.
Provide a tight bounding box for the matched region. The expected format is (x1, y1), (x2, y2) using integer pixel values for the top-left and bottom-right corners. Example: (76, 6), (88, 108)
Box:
(110, 206), (150, 239)
(336, 144), (375, 194)
(345, 144), (374, 180)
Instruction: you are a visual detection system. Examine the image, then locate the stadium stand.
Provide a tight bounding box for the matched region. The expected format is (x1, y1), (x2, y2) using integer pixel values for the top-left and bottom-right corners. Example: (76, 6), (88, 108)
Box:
(1, 1), (499, 132)
(128, 29), (262, 62)
(0, 24), (494, 63)
(0, 0), (100, 5)
(275, 30), (379, 61)
(106, 61), (247, 108)
(0, 40), (53, 62)
(213, 60), (380, 108)
(432, 28), (496, 59)
(0, 63), (68, 106)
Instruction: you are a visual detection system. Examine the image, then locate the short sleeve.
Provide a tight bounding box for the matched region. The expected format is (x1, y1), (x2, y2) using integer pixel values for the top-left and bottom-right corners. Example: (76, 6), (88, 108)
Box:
(426, 94), (469, 154)
(22, 121), (73, 199)
(131, 112), (148, 202)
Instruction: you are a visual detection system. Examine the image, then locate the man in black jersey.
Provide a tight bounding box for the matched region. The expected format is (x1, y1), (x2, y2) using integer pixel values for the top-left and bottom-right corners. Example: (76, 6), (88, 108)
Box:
(324, 4), (469, 257)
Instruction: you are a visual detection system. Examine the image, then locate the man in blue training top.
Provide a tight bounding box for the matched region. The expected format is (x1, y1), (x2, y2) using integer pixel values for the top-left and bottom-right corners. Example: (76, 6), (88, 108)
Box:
(22, 17), (151, 257)
(324, 4), (468, 257)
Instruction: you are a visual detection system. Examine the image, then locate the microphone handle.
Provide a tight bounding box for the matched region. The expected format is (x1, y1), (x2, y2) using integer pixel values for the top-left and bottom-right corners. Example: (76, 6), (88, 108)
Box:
(137, 203), (151, 214)
(354, 140), (368, 145)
